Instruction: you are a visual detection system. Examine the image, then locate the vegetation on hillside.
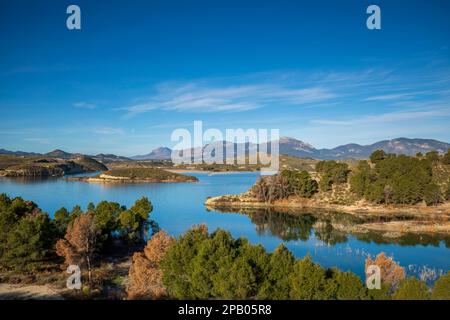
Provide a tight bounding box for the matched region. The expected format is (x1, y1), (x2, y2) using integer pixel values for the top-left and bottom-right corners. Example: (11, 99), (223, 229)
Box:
(0, 155), (107, 177)
(248, 150), (450, 207)
(99, 168), (198, 182)
(0, 194), (155, 273)
(350, 151), (448, 205)
(1, 194), (449, 300)
(143, 225), (449, 300)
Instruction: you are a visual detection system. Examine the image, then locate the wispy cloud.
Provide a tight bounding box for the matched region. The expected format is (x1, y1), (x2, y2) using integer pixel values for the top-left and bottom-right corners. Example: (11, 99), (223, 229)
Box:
(311, 108), (450, 126)
(364, 93), (417, 102)
(91, 127), (124, 135)
(123, 81), (336, 117)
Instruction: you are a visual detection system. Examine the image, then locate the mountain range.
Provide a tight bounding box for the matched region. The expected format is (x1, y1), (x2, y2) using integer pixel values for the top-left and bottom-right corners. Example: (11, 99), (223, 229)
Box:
(0, 149), (131, 163)
(131, 137), (450, 160)
(1, 137), (449, 161)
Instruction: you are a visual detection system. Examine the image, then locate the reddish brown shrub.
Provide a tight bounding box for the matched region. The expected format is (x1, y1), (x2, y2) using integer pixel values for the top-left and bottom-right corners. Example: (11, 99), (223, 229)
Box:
(365, 252), (405, 289)
(127, 230), (174, 299)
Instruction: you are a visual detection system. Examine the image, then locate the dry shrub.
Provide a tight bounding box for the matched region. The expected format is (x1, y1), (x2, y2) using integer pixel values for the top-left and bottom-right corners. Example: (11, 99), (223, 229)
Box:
(56, 213), (99, 289)
(365, 252), (405, 289)
(251, 175), (290, 203)
(127, 230), (174, 299)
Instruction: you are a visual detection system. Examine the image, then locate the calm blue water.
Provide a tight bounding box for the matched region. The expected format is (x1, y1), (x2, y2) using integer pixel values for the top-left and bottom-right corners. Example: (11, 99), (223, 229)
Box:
(1, 172), (449, 282)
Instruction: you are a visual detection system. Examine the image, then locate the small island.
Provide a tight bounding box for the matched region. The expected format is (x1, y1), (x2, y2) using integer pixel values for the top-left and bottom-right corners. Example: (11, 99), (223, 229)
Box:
(68, 167), (198, 183)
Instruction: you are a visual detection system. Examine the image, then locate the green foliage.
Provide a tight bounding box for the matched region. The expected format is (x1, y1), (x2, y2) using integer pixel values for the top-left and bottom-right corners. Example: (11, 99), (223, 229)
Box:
(350, 154), (439, 205)
(315, 160), (349, 191)
(319, 175), (332, 192)
(327, 270), (368, 300)
(162, 227), (371, 300)
(443, 149), (450, 165)
(0, 194), (57, 271)
(425, 150), (439, 163)
(70, 205), (82, 220)
(367, 284), (392, 300)
(350, 161), (373, 197)
(281, 170), (318, 198)
(393, 278), (430, 300)
(161, 226), (266, 299)
(446, 182), (450, 201)
(93, 201), (123, 243)
(423, 183), (442, 206)
(431, 271), (450, 300)
(370, 150), (387, 164)
(289, 254), (332, 299)
(258, 244), (294, 299)
(119, 197), (153, 242)
(102, 167), (198, 182)
(54, 207), (71, 236)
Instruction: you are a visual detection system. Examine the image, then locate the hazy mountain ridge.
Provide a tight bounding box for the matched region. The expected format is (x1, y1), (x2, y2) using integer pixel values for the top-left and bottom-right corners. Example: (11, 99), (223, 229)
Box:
(134, 137), (450, 160)
(0, 149), (131, 163)
(131, 147), (172, 160)
(2, 137), (449, 161)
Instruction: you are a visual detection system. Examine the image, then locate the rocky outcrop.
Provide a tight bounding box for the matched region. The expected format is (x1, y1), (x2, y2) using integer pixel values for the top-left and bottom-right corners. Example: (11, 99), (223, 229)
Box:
(0, 157), (107, 177)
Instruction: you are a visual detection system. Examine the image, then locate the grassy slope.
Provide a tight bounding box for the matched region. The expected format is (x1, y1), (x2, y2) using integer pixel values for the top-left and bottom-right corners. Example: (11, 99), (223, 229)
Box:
(102, 167), (198, 182)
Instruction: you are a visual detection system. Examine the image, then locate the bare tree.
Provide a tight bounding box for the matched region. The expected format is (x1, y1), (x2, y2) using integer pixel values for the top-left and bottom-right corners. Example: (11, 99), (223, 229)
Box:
(56, 212), (99, 292)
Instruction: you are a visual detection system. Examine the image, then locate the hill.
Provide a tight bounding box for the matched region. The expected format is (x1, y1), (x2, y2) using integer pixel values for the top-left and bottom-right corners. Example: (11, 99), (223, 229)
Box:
(0, 155), (107, 177)
(70, 167), (198, 183)
(131, 147), (172, 160)
(135, 137), (450, 161)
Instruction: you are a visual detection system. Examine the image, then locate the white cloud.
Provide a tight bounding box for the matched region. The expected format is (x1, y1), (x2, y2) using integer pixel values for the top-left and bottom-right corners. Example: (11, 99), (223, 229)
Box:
(311, 109), (450, 126)
(123, 82), (336, 117)
(91, 127), (124, 135)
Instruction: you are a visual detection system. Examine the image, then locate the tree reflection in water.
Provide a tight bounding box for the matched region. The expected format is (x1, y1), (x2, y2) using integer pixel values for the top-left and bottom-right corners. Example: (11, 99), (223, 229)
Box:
(210, 207), (450, 247)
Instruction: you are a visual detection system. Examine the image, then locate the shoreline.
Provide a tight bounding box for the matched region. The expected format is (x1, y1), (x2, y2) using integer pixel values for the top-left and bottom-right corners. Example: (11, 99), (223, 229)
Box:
(66, 176), (198, 184)
(205, 194), (450, 236)
(166, 169), (258, 174)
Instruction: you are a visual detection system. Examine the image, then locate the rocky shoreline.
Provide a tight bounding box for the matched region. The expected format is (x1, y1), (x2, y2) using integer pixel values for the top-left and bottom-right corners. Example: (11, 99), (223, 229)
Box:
(205, 193), (450, 237)
(68, 173), (198, 184)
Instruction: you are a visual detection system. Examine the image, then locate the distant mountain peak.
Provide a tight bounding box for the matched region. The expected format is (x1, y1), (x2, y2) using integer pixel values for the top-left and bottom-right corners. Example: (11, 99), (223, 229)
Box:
(45, 149), (73, 158)
(131, 146), (172, 160)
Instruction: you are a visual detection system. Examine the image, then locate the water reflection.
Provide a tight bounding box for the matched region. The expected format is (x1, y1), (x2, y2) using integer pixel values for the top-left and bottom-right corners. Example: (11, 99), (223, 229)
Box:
(211, 207), (450, 248)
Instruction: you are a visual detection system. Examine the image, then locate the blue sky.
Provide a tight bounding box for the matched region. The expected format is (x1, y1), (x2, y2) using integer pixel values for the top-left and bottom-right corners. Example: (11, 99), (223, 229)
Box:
(0, 0), (449, 156)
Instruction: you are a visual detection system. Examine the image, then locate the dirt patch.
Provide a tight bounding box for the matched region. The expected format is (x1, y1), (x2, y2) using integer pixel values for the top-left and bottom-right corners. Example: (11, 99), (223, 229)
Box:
(0, 283), (65, 300)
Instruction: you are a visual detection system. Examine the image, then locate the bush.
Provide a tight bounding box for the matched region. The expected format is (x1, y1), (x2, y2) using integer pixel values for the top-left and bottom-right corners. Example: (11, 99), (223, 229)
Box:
(365, 253), (405, 291)
(425, 151), (439, 163)
(258, 244), (294, 299)
(350, 161), (373, 197)
(393, 278), (430, 300)
(423, 183), (442, 206)
(443, 149), (450, 165)
(327, 271), (367, 300)
(315, 161), (350, 186)
(289, 254), (331, 299)
(431, 271), (450, 300)
(0, 194), (57, 271)
(281, 170), (318, 198)
(370, 150), (386, 164)
(250, 175), (290, 203)
(351, 154), (438, 206)
(127, 231), (175, 299)
(119, 197), (153, 242)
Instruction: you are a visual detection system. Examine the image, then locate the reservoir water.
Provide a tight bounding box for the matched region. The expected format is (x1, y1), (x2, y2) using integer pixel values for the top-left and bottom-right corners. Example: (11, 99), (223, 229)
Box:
(1, 172), (449, 282)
